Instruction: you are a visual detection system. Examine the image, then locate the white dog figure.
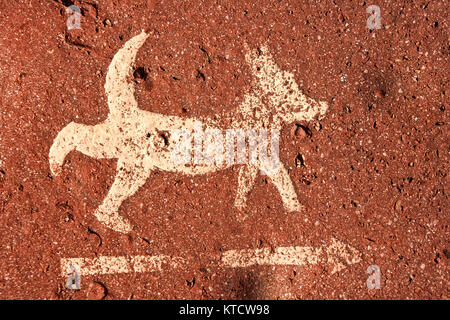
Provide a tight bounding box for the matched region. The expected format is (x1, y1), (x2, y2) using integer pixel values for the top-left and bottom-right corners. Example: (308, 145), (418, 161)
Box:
(49, 31), (328, 233)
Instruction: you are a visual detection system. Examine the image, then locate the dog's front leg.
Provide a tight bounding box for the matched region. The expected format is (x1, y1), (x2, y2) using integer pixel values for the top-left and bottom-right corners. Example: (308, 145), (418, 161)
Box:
(234, 166), (258, 217)
(94, 157), (152, 233)
(267, 163), (304, 212)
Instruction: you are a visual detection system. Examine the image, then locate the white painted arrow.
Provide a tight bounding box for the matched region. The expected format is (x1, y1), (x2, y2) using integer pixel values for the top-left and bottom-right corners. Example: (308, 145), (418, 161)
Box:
(61, 238), (361, 277)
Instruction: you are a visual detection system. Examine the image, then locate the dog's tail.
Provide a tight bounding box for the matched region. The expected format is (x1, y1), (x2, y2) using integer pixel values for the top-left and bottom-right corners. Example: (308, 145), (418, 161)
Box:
(104, 31), (150, 117)
(242, 44), (328, 128)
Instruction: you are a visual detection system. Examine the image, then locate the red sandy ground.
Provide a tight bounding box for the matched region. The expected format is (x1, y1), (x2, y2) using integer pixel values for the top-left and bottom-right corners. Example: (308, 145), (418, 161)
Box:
(0, 0), (448, 299)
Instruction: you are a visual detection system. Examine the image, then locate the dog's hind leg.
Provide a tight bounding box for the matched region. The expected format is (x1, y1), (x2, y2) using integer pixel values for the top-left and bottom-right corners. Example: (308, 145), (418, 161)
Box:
(234, 165), (258, 211)
(94, 157), (152, 233)
(266, 163), (304, 212)
(49, 121), (119, 176)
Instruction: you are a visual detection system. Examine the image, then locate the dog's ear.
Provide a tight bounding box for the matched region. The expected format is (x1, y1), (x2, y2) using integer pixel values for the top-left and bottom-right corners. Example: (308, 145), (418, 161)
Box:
(244, 42), (274, 84)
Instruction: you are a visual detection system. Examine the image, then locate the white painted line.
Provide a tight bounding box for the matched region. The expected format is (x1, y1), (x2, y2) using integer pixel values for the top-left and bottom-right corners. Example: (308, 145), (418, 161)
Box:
(220, 246), (323, 268)
(61, 255), (184, 276)
(61, 239), (361, 276)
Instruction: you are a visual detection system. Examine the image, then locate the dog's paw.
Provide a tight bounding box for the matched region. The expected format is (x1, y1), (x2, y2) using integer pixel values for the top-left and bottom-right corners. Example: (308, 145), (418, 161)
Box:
(286, 201), (305, 213)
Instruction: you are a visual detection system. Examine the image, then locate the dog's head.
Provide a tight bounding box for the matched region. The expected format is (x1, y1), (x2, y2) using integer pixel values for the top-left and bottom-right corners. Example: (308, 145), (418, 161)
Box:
(244, 44), (328, 127)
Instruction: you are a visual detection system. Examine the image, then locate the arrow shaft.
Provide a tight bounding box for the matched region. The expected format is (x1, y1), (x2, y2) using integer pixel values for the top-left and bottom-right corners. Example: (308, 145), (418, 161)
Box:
(60, 241), (360, 276)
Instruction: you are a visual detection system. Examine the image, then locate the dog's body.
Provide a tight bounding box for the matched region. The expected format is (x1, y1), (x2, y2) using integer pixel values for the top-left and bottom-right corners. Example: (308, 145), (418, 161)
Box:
(49, 32), (328, 233)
